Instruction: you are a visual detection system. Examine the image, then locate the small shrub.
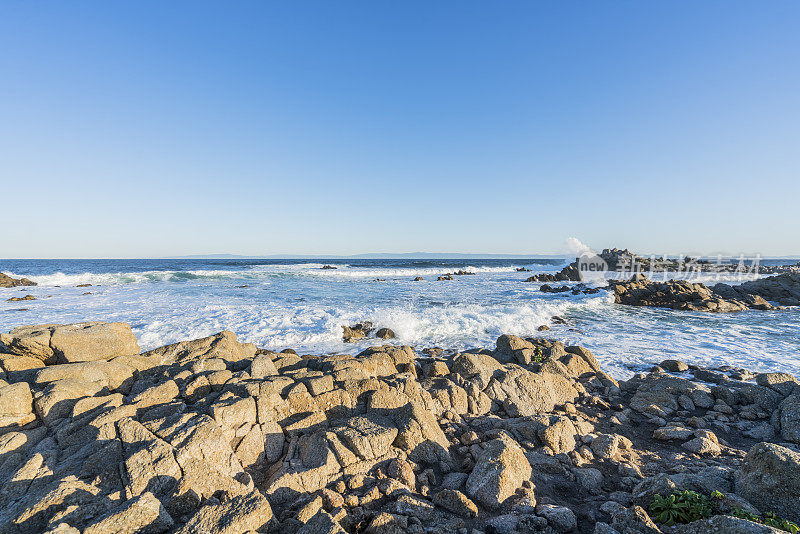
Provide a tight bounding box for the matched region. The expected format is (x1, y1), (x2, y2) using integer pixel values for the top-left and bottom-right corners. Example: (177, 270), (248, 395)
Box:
(649, 490), (712, 526)
(533, 347), (544, 363)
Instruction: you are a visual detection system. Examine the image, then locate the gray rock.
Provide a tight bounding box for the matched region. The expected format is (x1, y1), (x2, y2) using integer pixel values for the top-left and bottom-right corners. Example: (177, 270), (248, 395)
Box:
(735, 442), (800, 524)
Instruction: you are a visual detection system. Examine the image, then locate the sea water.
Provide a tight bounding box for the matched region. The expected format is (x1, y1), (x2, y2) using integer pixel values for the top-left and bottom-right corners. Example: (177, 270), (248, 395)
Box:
(1, 258), (798, 378)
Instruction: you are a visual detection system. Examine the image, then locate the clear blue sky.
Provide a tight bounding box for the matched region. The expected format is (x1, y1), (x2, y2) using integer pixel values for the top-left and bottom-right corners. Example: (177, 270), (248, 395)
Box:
(1, 1), (798, 258)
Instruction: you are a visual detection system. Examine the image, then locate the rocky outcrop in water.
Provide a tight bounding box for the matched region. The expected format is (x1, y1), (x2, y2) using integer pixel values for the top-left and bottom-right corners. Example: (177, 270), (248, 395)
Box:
(608, 276), (777, 312)
(0, 323), (799, 533)
(0, 273), (36, 288)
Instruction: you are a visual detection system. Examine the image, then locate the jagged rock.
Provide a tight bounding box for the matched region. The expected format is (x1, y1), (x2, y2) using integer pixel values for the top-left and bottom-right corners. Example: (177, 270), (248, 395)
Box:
(342, 323), (372, 342)
(609, 276), (774, 312)
(297, 509), (346, 534)
(537, 504), (577, 532)
(175, 490), (273, 534)
(610, 505), (662, 533)
(682, 430), (721, 456)
(141, 331), (256, 365)
(432, 488), (478, 517)
(466, 433), (531, 509)
(82, 492), (173, 534)
(731, 272), (800, 306)
(0, 273), (36, 288)
(376, 328), (395, 339)
(735, 442), (800, 523)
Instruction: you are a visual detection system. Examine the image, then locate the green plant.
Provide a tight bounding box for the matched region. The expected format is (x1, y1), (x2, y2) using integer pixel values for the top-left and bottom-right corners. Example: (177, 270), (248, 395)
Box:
(533, 347), (544, 363)
(710, 490), (724, 500)
(649, 490), (712, 526)
(730, 508), (799, 533)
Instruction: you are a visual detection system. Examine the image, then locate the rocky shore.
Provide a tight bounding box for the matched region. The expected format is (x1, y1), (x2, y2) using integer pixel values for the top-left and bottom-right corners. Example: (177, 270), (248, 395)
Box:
(1, 323), (799, 533)
(526, 249), (800, 283)
(609, 273), (800, 312)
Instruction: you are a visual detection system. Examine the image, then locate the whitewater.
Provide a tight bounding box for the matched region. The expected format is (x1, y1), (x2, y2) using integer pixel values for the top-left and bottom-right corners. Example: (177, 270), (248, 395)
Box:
(2, 258), (799, 378)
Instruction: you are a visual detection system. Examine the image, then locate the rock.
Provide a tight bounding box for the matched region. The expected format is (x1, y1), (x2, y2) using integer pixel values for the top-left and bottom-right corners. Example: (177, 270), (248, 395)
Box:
(732, 272), (800, 306)
(297, 510), (346, 534)
(7, 295), (35, 302)
(682, 430), (721, 456)
(755, 372), (798, 396)
(175, 490), (273, 534)
(590, 433), (623, 459)
(342, 322), (372, 342)
(34, 379), (106, 426)
(412, 276), (423, 281)
(610, 505), (662, 534)
(83, 492), (173, 534)
(376, 328), (395, 339)
(653, 426), (694, 441)
(367, 512), (407, 533)
(141, 331), (256, 365)
(250, 354), (279, 378)
(536, 504), (577, 532)
(0, 322), (139, 364)
(432, 488), (478, 518)
(735, 442), (800, 523)
(608, 276), (775, 312)
(660, 359), (688, 372)
(117, 417), (183, 499)
(466, 433), (532, 509)
(334, 414), (398, 460)
(0, 353), (45, 372)
(575, 467), (604, 495)
(0, 273), (36, 288)
(778, 394), (800, 443)
(0, 382), (34, 427)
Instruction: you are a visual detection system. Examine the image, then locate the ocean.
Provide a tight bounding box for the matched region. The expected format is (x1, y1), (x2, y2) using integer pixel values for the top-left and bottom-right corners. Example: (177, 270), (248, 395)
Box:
(2, 258), (799, 378)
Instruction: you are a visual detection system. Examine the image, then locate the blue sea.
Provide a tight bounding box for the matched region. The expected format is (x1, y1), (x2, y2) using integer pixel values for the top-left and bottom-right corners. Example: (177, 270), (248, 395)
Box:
(1, 258), (799, 378)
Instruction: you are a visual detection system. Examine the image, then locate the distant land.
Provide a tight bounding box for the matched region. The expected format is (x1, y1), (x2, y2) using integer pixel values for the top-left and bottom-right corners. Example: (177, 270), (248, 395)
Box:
(165, 252), (572, 260)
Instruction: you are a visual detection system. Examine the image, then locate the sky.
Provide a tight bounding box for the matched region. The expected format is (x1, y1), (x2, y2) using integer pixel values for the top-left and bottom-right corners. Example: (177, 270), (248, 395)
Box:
(1, 1), (799, 258)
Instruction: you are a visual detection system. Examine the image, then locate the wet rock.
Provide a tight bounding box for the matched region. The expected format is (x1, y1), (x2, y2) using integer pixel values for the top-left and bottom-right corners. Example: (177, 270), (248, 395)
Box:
(342, 322), (372, 342)
(0, 273), (36, 288)
(376, 328), (395, 339)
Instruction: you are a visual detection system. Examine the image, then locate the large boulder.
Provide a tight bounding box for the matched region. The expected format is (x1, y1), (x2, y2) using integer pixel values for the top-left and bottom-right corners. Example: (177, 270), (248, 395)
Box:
(0, 323), (140, 364)
(735, 442), (800, 523)
(484, 367), (578, 417)
(466, 433), (531, 509)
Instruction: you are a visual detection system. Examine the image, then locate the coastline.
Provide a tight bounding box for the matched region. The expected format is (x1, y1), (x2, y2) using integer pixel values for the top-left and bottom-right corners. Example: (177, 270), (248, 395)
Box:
(1, 323), (799, 533)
